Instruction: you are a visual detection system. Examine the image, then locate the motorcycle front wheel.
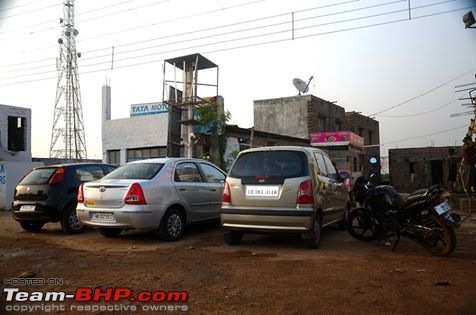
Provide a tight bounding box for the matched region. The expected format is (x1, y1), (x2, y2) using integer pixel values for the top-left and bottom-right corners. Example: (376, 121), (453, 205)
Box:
(417, 213), (456, 256)
(347, 208), (379, 242)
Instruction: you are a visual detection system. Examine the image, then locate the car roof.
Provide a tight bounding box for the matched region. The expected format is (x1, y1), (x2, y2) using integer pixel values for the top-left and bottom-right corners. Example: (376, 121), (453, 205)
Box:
(127, 157), (219, 165)
(238, 146), (325, 154)
(35, 163), (115, 169)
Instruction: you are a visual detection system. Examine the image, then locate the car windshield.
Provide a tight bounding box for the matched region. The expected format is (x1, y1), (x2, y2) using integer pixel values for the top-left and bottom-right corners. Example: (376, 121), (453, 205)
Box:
(19, 168), (56, 185)
(103, 163), (164, 180)
(230, 151), (309, 178)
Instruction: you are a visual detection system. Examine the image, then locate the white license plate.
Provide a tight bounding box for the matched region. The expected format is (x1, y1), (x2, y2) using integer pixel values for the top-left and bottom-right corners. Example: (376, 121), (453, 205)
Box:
(20, 205), (35, 212)
(91, 212), (115, 222)
(434, 200), (450, 215)
(246, 185), (279, 197)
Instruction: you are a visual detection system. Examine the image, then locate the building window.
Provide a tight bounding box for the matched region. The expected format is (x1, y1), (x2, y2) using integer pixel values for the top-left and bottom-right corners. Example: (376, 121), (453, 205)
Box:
(358, 127), (364, 137)
(127, 147), (167, 162)
(318, 117), (327, 131)
(335, 120), (342, 131)
(8, 116), (26, 151)
(368, 130), (373, 144)
(353, 157), (358, 172)
(107, 150), (120, 165)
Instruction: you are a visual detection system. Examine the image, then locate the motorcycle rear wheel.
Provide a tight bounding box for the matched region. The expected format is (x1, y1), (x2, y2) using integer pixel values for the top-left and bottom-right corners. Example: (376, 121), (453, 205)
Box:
(418, 213), (456, 256)
(347, 209), (379, 242)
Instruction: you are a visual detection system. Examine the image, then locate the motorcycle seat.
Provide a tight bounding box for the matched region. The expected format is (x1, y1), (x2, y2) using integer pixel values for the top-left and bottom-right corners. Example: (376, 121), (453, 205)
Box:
(396, 188), (428, 208)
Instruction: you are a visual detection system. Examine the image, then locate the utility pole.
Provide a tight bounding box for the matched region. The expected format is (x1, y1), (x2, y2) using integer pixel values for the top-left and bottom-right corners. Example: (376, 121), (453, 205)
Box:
(49, 0), (87, 160)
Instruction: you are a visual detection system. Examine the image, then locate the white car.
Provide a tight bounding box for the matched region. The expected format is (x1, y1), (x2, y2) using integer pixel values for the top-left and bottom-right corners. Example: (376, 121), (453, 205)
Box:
(76, 158), (226, 241)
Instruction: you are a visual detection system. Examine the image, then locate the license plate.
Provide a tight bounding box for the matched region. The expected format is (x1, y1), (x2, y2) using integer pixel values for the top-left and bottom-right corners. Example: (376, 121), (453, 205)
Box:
(434, 200), (450, 215)
(246, 185), (279, 197)
(91, 212), (115, 222)
(20, 205), (35, 212)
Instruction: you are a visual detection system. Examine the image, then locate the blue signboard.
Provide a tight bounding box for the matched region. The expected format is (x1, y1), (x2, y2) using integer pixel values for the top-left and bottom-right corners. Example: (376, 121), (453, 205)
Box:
(130, 102), (168, 117)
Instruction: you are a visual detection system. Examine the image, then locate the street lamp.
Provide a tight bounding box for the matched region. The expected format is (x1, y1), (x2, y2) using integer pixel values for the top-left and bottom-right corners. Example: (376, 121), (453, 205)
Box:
(463, 11), (475, 28)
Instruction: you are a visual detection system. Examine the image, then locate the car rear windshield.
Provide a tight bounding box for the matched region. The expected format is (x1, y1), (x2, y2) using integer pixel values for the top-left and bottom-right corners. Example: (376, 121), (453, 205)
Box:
(230, 150), (309, 178)
(103, 163), (164, 180)
(19, 168), (56, 185)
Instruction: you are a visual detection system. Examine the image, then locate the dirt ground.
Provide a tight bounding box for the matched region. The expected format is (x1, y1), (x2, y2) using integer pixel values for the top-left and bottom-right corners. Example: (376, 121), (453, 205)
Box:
(1, 209), (476, 315)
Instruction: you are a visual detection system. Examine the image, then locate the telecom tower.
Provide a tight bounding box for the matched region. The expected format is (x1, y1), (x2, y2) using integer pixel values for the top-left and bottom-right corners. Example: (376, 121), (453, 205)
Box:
(49, 0), (87, 160)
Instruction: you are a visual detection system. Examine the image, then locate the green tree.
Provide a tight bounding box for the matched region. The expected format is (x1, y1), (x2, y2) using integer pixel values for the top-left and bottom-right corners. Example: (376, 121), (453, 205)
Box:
(195, 101), (231, 169)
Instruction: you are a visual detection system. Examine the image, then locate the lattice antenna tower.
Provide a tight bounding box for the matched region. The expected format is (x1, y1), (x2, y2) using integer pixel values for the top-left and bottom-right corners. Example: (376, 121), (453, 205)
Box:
(49, 0), (87, 160)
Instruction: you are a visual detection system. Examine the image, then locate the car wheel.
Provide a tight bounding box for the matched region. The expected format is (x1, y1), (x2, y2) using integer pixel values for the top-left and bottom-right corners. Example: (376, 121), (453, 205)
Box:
(99, 228), (122, 238)
(162, 209), (184, 242)
(61, 205), (84, 234)
(304, 216), (321, 249)
(19, 222), (44, 232)
(223, 230), (243, 245)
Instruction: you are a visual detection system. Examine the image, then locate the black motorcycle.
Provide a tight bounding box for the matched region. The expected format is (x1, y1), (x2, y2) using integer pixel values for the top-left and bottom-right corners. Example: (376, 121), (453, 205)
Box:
(348, 161), (460, 256)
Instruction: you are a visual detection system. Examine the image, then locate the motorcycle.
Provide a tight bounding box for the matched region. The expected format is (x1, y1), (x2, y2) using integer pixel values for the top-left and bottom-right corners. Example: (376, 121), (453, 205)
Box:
(348, 158), (460, 256)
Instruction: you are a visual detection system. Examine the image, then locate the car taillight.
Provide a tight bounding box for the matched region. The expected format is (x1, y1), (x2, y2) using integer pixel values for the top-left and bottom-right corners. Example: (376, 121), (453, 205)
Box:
(77, 184), (84, 203)
(223, 181), (231, 203)
(49, 167), (65, 184)
(124, 183), (146, 205)
(296, 180), (314, 205)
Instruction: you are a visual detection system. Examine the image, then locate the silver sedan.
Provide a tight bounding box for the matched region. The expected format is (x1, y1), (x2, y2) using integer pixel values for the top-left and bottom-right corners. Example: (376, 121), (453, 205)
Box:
(76, 158), (226, 241)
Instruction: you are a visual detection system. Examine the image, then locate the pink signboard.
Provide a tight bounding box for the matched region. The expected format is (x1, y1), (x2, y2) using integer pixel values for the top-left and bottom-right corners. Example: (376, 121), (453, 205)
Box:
(309, 131), (364, 149)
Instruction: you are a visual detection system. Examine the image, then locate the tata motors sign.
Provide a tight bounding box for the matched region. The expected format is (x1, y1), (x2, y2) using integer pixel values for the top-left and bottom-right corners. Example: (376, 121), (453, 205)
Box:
(310, 131), (364, 150)
(130, 102), (168, 117)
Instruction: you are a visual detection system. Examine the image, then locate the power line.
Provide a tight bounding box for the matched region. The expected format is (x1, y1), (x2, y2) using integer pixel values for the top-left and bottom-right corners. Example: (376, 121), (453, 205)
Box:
(0, 1), (59, 19)
(0, 0), (147, 34)
(370, 68), (476, 116)
(375, 99), (458, 118)
(0, 2), (473, 86)
(0, 0), (265, 39)
(384, 123), (468, 145)
(0, 0), (268, 63)
(0, 0), (376, 71)
(0, 0), (463, 79)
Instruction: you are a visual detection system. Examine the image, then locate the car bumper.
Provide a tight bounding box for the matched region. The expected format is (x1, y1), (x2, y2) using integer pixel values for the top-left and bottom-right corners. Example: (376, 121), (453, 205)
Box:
(12, 202), (61, 223)
(220, 207), (314, 232)
(76, 204), (166, 230)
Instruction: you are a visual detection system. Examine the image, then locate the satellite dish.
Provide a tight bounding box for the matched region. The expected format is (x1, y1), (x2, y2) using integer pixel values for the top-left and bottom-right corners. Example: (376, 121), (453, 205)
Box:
(293, 76), (314, 95)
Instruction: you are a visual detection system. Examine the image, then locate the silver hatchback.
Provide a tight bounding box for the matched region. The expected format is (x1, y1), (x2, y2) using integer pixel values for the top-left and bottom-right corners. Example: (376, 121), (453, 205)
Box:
(76, 158), (226, 240)
(221, 146), (350, 248)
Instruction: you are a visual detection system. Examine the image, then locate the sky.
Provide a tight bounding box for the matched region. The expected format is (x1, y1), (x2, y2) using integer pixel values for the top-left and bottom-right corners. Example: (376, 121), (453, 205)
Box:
(0, 0), (475, 159)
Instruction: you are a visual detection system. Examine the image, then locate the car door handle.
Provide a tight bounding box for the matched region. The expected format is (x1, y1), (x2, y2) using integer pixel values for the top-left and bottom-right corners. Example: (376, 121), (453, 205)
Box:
(210, 188), (217, 192)
(179, 188), (186, 191)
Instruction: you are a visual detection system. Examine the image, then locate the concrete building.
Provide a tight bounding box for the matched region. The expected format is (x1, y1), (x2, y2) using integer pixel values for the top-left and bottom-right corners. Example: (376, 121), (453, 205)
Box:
(0, 105), (32, 162)
(389, 146), (459, 193)
(343, 111), (380, 180)
(254, 95), (345, 139)
(101, 85), (180, 165)
(0, 105), (42, 210)
(253, 95), (380, 179)
(223, 125), (309, 170)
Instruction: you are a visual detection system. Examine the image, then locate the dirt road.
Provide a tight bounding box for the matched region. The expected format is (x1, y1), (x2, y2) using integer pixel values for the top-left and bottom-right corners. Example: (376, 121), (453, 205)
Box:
(1, 210), (476, 314)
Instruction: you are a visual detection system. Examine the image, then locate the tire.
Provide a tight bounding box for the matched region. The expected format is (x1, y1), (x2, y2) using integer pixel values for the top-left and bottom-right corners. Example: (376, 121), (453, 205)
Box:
(417, 214), (456, 256)
(223, 230), (243, 245)
(162, 208), (185, 242)
(19, 222), (44, 232)
(99, 228), (122, 238)
(61, 205), (84, 234)
(347, 208), (379, 242)
(304, 215), (322, 249)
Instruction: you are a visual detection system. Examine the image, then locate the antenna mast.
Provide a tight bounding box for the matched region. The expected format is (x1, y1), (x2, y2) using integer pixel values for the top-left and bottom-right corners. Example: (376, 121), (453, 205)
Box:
(49, 0), (87, 160)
